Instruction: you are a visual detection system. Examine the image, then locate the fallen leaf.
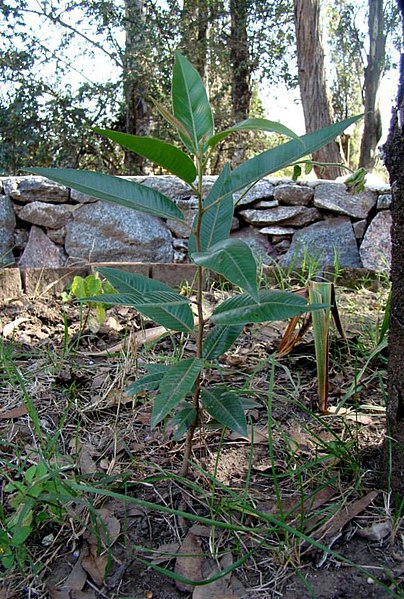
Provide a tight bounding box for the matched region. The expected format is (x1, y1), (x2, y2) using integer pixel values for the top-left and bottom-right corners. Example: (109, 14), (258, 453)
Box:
(256, 486), (337, 522)
(0, 405), (28, 420)
(77, 445), (99, 475)
(227, 426), (267, 444)
(2, 317), (29, 338)
(151, 542), (180, 564)
(174, 532), (204, 592)
(193, 552), (244, 599)
(81, 543), (108, 587)
(61, 558), (87, 593)
(84, 508), (121, 547)
(313, 490), (379, 545)
(357, 520), (391, 542)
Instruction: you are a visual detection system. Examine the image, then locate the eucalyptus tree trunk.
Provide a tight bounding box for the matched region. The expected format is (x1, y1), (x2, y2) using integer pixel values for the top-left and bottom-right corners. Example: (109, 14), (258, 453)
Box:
(381, 0), (404, 499)
(180, 0), (210, 81)
(123, 0), (149, 173)
(230, 0), (251, 123)
(359, 0), (386, 170)
(229, 0), (251, 165)
(294, 0), (345, 179)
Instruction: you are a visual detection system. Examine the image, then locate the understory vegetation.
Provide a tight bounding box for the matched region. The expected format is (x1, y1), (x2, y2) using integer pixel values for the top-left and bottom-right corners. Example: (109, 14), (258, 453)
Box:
(0, 270), (400, 598)
(1, 53), (402, 599)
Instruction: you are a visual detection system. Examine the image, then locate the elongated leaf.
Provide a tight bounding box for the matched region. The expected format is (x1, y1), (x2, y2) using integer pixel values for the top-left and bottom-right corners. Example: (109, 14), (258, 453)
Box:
(309, 282), (332, 414)
(191, 238), (258, 301)
(211, 289), (318, 325)
(207, 118), (301, 148)
(92, 290), (194, 333)
(209, 116), (363, 204)
(135, 291), (195, 333)
(150, 97), (194, 142)
(172, 53), (214, 151)
(98, 267), (173, 296)
(188, 163), (234, 254)
(170, 404), (197, 440)
(93, 128), (197, 184)
(151, 358), (203, 427)
(26, 168), (185, 222)
(203, 324), (244, 360)
(201, 387), (247, 436)
(127, 367), (169, 396)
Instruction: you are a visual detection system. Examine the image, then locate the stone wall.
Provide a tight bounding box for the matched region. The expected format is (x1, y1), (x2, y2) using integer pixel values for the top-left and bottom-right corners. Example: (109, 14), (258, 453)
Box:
(0, 175), (392, 273)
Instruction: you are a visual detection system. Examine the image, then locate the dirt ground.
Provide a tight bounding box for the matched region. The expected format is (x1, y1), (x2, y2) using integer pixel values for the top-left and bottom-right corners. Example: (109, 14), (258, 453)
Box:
(1, 279), (403, 599)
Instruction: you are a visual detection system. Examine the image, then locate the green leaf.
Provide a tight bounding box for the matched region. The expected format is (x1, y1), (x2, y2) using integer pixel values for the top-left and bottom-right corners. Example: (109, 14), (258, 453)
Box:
(93, 128), (197, 184)
(151, 358), (203, 427)
(201, 386), (247, 436)
(127, 367), (169, 396)
(25, 168), (185, 222)
(150, 97), (194, 143)
(71, 275), (86, 299)
(211, 289), (314, 325)
(85, 275), (102, 297)
(11, 525), (32, 546)
(98, 267), (173, 296)
(188, 163), (234, 254)
(219, 115), (363, 200)
(170, 404), (197, 440)
(191, 238), (258, 302)
(203, 324), (244, 360)
(172, 53), (214, 152)
(207, 118), (301, 148)
(84, 290), (195, 333)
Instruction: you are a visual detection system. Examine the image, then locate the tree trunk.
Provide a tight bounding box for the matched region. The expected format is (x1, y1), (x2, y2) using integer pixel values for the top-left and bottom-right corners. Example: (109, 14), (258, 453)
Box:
(180, 0), (209, 81)
(381, 0), (404, 499)
(360, 0), (386, 170)
(294, 0), (345, 179)
(229, 0), (251, 165)
(123, 0), (149, 174)
(230, 0), (251, 122)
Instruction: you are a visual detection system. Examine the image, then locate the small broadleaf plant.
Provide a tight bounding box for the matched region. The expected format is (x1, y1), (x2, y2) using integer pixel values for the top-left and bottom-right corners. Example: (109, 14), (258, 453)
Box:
(28, 53), (362, 476)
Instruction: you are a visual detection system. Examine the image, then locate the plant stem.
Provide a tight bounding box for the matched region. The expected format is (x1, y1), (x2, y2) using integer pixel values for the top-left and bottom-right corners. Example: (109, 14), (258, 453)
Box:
(180, 154), (205, 478)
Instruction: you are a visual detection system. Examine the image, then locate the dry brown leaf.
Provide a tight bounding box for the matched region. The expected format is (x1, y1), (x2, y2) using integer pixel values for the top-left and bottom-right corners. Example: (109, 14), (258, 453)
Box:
(2, 317), (29, 338)
(77, 445), (99, 475)
(314, 490), (379, 544)
(189, 525), (213, 538)
(174, 532), (204, 592)
(80, 325), (168, 356)
(193, 552), (244, 599)
(227, 426), (267, 444)
(61, 558), (87, 593)
(84, 508), (121, 547)
(81, 544), (108, 587)
(357, 520), (392, 541)
(256, 486), (337, 521)
(150, 542), (180, 564)
(0, 405), (28, 420)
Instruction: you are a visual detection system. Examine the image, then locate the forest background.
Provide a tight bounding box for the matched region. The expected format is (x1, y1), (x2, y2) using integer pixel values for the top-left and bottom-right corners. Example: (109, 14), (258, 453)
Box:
(0, 0), (401, 179)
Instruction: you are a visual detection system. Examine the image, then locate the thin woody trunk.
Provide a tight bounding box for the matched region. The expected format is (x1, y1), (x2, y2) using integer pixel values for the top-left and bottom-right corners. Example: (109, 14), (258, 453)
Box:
(294, 0), (345, 179)
(381, 0), (404, 498)
(359, 0), (386, 170)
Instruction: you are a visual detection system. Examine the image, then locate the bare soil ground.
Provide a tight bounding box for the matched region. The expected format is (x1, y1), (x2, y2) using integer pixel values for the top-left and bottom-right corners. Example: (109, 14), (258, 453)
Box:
(1, 279), (403, 599)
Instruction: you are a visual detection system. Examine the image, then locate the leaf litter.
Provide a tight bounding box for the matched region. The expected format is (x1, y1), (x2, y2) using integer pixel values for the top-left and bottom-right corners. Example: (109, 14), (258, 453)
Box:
(0, 282), (403, 598)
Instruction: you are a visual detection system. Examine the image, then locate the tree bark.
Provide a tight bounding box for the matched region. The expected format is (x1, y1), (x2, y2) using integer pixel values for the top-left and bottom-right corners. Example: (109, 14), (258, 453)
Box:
(381, 0), (404, 498)
(123, 0), (149, 174)
(230, 0), (251, 122)
(360, 0), (386, 170)
(294, 0), (345, 179)
(180, 0), (209, 82)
